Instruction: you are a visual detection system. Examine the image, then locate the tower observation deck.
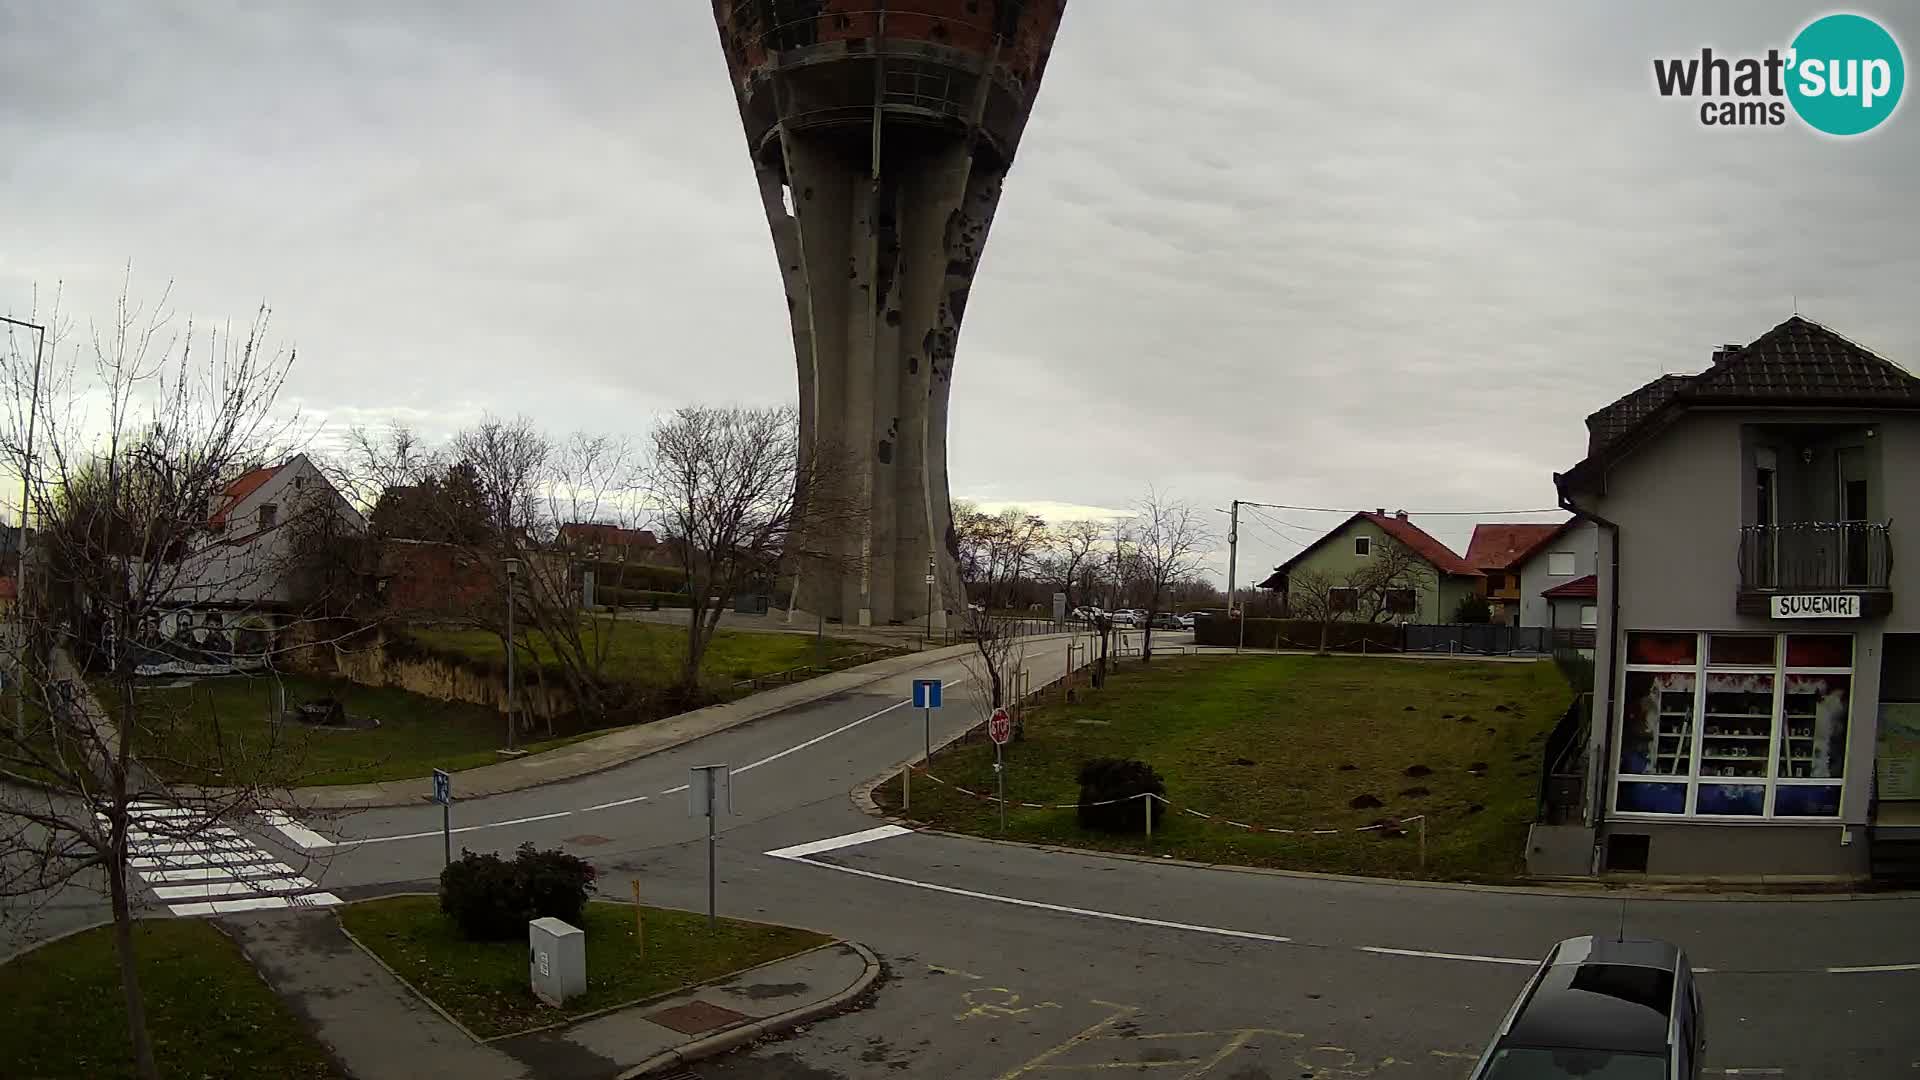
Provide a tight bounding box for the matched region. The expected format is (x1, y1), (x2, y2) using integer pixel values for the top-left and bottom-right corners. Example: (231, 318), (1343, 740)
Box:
(714, 1), (1067, 627)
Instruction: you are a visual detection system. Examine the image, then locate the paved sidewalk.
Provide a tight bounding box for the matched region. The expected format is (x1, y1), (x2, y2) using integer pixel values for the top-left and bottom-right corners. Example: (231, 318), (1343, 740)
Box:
(223, 910), (531, 1080)
(495, 940), (875, 1079)
(223, 908), (876, 1080)
(291, 633), (1078, 811)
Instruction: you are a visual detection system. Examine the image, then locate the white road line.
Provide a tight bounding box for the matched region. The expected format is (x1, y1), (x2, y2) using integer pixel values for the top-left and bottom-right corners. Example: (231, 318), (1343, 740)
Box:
(141, 863), (295, 884)
(1825, 962), (1920, 974)
(765, 825), (912, 860)
(132, 852), (281, 871)
(329, 810), (575, 849)
(167, 896), (294, 917)
(581, 795), (650, 812)
(129, 840), (259, 857)
(1357, 946), (1537, 967)
(262, 811), (336, 851)
(771, 850), (1292, 944)
(152, 877), (314, 901)
(660, 784), (689, 795)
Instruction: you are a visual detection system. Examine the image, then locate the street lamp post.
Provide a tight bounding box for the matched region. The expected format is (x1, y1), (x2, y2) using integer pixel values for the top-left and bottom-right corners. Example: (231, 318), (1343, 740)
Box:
(503, 557), (521, 753)
(2, 317), (45, 740)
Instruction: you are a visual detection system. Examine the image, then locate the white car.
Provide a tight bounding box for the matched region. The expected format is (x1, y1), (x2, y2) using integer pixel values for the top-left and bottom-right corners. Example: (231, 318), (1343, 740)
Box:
(1110, 610), (1140, 626)
(1177, 612), (1197, 630)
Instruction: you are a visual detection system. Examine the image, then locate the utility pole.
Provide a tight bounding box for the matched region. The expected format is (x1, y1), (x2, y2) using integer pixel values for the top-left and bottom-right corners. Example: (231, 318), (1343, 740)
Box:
(503, 557), (521, 753)
(2, 317), (44, 740)
(1225, 500), (1239, 655)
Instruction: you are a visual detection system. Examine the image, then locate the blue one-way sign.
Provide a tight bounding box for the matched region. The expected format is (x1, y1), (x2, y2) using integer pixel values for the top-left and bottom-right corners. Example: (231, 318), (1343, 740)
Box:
(912, 678), (942, 709)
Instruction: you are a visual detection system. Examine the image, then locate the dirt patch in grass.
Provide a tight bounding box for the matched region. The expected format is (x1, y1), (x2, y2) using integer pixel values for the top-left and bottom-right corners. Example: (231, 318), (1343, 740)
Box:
(339, 896), (831, 1038)
(876, 655), (1572, 881)
(0, 919), (337, 1080)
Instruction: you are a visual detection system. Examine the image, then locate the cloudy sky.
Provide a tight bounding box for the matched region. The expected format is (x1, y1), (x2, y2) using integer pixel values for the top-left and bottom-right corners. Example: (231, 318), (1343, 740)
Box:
(3, 2), (1916, 583)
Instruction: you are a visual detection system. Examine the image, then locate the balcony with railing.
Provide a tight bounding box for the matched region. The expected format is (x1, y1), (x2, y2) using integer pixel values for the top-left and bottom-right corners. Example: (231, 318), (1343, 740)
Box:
(1736, 521), (1894, 616)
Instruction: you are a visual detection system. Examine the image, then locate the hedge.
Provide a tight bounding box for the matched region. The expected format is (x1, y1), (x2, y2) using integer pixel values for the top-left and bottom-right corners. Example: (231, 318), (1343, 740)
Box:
(1192, 616), (1402, 651)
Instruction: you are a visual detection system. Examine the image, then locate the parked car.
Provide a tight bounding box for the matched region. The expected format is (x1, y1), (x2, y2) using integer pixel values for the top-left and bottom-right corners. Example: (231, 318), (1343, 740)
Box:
(1149, 612), (1183, 630)
(1469, 936), (1703, 1079)
(1110, 610), (1140, 626)
(1177, 612), (1197, 629)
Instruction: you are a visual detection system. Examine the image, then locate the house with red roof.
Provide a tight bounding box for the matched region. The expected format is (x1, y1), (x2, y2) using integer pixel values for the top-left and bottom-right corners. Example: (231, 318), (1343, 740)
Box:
(1464, 522), (1568, 626)
(1257, 509), (1483, 624)
(1507, 517), (1601, 637)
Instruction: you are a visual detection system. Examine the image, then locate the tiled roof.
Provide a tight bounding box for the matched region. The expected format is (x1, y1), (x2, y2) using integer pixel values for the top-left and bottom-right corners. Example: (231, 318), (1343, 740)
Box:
(1585, 374), (1689, 456)
(1261, 511), (1484, 587)
(1563, 316), (1920, 491)
(1464, 523), (1567, 572)
(1690, 316), (1920, 403)
(1541, 574), (1598, 600)
(1359, 512), (1481, 576)
(209, 464), (283, 526)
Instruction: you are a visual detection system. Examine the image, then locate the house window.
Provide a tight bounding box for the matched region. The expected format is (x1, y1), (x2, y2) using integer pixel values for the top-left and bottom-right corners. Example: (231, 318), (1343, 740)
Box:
(259, 504), (278, 529)
(293, 474), (306, 490)
(1354, 537), (1371, 557)
(1579, 604), (1597, 628)
(1613, 631), (1850, 819)
(1329, 587), (1358, 613)
(1384, 588), (1416, 615)
(1547, 551), (1576, 577)
(1485, 572), (1506, 592)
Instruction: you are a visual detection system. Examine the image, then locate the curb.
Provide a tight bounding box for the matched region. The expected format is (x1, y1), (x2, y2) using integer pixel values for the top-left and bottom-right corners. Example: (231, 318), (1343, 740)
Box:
(334, 914), (492, 1044)
(612, 941), (882, 1080)
(288, 635), (1076, 811)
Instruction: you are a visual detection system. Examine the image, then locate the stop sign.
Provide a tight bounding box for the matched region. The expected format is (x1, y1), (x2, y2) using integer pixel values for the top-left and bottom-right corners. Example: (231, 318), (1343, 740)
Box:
(987, 707), (1012, 746)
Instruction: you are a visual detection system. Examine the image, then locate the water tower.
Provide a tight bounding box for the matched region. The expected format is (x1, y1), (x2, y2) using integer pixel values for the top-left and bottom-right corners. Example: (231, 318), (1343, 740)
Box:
(713, 1), (1067, 627)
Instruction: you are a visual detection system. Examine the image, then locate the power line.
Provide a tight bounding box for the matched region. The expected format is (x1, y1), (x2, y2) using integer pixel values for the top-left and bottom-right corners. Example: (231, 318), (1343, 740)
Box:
(1237, 499), (1565, 517)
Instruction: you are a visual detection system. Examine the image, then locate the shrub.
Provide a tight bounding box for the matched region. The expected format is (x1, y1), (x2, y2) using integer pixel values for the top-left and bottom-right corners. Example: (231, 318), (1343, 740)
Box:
(1076, 757), (1166, 833)
(438, 843), (598, 940)
(1452, 594), (1492, 624)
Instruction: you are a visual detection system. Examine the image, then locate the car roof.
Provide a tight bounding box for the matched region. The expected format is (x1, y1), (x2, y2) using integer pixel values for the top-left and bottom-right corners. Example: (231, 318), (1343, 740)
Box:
(1503, 937), (1679, 1056)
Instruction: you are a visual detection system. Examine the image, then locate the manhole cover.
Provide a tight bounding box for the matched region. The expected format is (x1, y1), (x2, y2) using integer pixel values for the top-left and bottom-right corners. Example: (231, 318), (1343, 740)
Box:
(648, 999), (751, 1035)
(564, 834), (611, 846)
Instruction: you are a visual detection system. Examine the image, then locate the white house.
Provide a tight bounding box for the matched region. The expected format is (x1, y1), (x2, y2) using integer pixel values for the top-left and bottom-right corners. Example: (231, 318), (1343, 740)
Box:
(1513, 517), (1601, 634)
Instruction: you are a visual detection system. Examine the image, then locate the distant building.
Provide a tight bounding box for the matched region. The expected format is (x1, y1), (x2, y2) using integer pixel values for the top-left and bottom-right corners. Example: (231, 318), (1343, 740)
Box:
(1464, 523), (1568, 626)
(557, 523), (659, 562)
(1258, 510), (1483, 624)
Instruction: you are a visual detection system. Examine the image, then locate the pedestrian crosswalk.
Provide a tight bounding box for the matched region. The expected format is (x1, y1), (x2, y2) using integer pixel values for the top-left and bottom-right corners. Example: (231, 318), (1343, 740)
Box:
(103, 803), (341, 916)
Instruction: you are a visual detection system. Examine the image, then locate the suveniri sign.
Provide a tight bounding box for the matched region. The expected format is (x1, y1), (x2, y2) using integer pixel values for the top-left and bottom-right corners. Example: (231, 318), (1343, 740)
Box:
(1771, 594), (1861, 618)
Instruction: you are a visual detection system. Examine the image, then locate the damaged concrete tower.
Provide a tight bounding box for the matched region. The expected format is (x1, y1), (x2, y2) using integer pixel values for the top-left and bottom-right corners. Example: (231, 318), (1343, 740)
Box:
(714, 1), (1067, 627)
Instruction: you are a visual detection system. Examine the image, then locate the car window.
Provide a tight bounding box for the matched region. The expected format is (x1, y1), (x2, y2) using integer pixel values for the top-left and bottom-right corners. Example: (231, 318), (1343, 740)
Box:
(1483, 1048), (1668, 1079)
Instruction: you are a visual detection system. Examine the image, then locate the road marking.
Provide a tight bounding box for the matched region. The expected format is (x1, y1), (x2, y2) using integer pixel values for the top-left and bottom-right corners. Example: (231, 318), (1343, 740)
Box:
(735, 699), (912, 775)
(1826, 962), (1920, 974)
(328, 810), (576, 849)
(151, 877), (315, 901)
(131, 851), (281, 871)
(141, 863), (295, 884)
(765, 825), (912, 860)
(660, 784), (690, 795)
(1357, 946), (1536, 967)
(263, 811), (336, 851)
(771, 851), (1292, 944)
(581, 795), (650, 812)
(997, 1001), (1141, 1080)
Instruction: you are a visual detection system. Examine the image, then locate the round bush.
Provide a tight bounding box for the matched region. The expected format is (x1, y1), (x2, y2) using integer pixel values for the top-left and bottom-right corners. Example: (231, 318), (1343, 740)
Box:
(438, 842), (598, 940)
(1076, 757), (1167, 833)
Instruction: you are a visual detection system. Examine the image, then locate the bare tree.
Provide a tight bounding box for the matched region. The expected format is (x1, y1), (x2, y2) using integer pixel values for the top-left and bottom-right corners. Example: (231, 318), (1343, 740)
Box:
(0, 277), (324, 1079)
(339, 418), (644, 727)
(1045, 517), (1103, 612)
(1129, 489), (1212, 663)
(644, 405), (859, 694)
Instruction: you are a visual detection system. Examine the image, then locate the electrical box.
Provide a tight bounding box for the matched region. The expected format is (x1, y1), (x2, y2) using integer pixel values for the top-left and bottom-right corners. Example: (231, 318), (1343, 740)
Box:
(528, 917), (586, 1007)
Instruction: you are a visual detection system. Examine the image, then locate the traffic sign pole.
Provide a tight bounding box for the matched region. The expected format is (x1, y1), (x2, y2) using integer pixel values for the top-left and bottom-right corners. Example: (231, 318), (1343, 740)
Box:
(431, 769), (453, 867)
(923, 707), (932, 763)
(996, 739), (1006, 832)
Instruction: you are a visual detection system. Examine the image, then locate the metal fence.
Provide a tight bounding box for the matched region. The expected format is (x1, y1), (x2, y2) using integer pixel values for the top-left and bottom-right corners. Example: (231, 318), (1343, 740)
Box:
(1739, 520), (1892, 590)
(1403, 624), (1553, 655)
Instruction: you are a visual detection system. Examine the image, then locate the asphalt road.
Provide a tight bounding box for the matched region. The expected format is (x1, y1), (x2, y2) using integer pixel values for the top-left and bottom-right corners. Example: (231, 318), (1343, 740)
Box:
(20, 632), (1920, 1077)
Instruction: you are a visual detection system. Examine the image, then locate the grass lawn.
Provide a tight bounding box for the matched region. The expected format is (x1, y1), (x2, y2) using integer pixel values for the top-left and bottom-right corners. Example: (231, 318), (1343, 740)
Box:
(340, 896), (831, 1038)
(101, 674), (597, 788)
(0, 919), (337, 1080)
(409, 617), (875, 691)
(876, 655), (1574, 882)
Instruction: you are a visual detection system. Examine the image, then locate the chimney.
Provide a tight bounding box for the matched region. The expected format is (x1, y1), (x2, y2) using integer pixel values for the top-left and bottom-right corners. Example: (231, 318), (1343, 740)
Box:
(1395, 510), (1409, 521)
(1374, 507), (1386, 516)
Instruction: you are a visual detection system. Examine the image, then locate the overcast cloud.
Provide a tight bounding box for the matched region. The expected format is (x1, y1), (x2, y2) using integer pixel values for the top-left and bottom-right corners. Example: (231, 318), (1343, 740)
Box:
(3, 1), (1916, 582)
